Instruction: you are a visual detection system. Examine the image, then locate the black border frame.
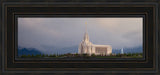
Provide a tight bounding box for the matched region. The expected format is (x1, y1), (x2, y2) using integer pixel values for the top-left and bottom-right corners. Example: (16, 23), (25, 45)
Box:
(0, 0), (159, 74)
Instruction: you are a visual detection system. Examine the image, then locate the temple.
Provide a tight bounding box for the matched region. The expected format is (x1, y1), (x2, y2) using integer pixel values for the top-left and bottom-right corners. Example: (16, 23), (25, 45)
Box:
(78, 23), (112, 56)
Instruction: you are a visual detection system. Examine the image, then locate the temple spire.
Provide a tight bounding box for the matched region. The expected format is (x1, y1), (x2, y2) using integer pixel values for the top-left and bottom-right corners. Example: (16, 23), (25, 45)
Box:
(85, 22), (87, 33)
(84, 22), (89, 42)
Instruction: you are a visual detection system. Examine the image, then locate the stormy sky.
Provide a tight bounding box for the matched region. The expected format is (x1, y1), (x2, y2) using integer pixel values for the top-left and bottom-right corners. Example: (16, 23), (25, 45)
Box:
(18, 18), (143, 54)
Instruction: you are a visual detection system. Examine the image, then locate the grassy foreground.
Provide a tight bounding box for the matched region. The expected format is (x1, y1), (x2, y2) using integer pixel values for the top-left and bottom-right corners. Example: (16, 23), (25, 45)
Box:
(20, 53), (143, 58)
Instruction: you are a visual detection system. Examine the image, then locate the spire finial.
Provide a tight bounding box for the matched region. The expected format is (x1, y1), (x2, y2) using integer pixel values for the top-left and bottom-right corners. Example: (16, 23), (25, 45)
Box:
(83, 22), (89, 41)
(85, 22), (87, 33)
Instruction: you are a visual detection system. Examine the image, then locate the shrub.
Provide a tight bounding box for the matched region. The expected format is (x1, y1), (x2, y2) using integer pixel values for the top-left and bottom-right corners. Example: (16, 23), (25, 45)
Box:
(91, 54), (96, 57)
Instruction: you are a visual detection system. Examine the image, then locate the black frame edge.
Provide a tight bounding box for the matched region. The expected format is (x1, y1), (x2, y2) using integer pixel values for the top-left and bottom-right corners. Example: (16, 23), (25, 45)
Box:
(0, 0), (160, 75)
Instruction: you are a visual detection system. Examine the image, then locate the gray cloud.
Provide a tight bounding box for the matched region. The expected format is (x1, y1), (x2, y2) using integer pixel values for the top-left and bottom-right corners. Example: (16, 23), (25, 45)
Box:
(18, 18), (143, 54)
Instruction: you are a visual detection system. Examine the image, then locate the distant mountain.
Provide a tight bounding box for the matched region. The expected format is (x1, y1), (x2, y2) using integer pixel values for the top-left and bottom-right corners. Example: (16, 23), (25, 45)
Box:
(60, 46), (78, 54)
(18, 46), (79, 55)
(41, 45), (78, 54)
(112, 46), (143, 54)
(18, 47), (42, 56)
(18, 46), (142, 55)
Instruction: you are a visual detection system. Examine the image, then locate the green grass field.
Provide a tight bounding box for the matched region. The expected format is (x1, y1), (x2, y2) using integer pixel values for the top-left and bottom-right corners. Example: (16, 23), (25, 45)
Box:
(20, 53), (143, 58)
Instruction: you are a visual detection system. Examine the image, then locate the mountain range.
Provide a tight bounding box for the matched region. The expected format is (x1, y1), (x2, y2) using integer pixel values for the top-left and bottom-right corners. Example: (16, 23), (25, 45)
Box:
(18, 47), (42, 56)
(18, 46), (142, 56)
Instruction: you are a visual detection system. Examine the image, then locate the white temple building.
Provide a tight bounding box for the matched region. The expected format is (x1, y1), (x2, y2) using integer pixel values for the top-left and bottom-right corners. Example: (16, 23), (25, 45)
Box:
(78, 23), (112, 56)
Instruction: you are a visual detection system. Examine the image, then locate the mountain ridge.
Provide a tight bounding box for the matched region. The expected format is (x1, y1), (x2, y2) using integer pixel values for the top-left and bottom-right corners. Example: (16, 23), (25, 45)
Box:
(18, 46), (142, 56)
